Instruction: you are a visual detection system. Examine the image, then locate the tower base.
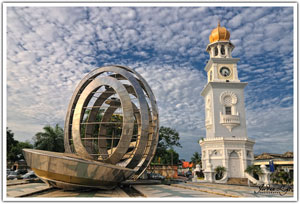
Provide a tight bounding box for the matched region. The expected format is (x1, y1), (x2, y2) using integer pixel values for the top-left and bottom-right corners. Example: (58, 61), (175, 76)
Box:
(200, 137), (255, 181)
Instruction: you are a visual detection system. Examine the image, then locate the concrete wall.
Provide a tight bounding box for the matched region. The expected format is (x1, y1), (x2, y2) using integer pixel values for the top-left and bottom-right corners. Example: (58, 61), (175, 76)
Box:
(148, 165), (178, 179)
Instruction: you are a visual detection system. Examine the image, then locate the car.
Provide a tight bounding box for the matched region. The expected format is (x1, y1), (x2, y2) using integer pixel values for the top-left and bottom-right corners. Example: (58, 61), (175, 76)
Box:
(7, 171), (22, 180)
(148, 173), (165, 180)
(15, 169), (28, 175)
(7, 170), (13, 176)
(22, 171), (37, 179)
(178, 172), (185, 176)
(185, 171), (192, 178)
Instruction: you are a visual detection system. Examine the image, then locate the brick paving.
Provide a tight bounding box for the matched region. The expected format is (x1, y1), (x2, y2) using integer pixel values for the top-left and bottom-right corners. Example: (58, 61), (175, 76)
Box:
(173, 182), (293, 198)
(133, 182), (293, 198)
(6, 182), (129, 198)
(6, 183), (51, 197)
(6, 180), (294, 199)
(34, 187), (129, 197)
(133, 184), (223, 198)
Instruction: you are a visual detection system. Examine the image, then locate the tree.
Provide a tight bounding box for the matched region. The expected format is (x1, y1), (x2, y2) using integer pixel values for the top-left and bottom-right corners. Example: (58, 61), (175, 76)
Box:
(81, 109), (127, 149)
(81, 109), (104, 138)
(244, 165), (263, 180)
(9, 141), (33, 161)
(152, 126), (182, 165)
(7, 128), (33, 163)
(215, 166), (226, 180)
(34, 124), (64, 152)
(7, 128), (18, 149)
(158, 126), (182, 149)
(161, 149), (179, 165)
(271, 170), (293, 184)
(190, 152), (202, 167)
(7, 128), (19, 163)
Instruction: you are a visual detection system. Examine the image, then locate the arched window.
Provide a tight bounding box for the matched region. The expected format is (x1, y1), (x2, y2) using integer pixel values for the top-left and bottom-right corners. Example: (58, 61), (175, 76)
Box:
(225, 106), (232, 115)
(221, 45), (225, 55)
(220, 91), (238, 116)
(214, 47), (218, 56)
(224, 96), (232, 115)
(229, 151), (239, 158)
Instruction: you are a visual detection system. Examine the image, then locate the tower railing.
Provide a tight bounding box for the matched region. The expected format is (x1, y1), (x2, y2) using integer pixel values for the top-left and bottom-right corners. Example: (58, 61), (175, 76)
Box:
(220, 114), (240, 124)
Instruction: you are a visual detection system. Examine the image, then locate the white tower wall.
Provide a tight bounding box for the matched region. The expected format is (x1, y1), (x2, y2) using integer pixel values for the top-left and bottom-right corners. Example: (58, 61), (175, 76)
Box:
(199, 23), (255, 181)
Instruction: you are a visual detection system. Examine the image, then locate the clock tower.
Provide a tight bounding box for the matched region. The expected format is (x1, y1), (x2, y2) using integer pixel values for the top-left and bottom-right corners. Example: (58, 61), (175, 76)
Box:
(199, 22), (255, 182)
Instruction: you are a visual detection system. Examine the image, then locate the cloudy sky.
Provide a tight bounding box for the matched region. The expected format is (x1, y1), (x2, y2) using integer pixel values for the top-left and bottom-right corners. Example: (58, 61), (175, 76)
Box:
(5, 4), (295, 160)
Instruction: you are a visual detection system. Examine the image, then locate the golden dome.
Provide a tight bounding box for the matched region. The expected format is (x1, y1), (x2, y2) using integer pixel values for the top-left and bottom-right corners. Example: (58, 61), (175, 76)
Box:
(209, 21), (230, 43)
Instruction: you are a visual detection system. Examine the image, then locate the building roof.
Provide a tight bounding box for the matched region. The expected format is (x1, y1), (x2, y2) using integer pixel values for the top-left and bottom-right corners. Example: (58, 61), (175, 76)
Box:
(255, 152), (293, 160)
(282, 151), (293, 158)
(182, 161), (193, 168)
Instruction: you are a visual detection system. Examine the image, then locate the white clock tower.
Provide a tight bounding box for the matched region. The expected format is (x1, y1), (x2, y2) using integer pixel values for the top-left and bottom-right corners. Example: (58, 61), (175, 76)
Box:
(199, 22), (255, 182)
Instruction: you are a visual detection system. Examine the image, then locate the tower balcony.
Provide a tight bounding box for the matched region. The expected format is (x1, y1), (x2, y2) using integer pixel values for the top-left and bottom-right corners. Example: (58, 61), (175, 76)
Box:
(220, 113), (240, 132)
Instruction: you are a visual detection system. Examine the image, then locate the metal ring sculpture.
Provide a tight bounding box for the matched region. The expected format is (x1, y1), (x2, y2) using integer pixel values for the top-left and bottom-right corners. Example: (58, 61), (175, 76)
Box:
(64, 65), (159, 179)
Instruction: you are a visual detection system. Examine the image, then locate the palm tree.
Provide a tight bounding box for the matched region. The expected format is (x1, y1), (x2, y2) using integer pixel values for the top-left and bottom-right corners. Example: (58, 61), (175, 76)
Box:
(34, 124), (64, 152)
(190, 152), (201, 168)
(215, 166), (226, 180)
(244, 165), (263, 180)
(245, 165), (254, 174)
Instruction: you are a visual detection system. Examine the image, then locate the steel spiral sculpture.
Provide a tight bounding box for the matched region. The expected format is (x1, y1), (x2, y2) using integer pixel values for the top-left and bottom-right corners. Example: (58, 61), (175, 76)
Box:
(23, 65), (159, 190)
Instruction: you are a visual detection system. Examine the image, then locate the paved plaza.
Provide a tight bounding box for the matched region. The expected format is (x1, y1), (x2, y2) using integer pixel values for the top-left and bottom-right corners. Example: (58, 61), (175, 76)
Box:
(133, 184), (223, 198)
(6, 182), (129, 198)
(171, 182), (293, 198)
(132, 183), (293, 198)
(33, 187), (129, 198)
(6, 181), (293, 199)
(7, 182), (52, 197)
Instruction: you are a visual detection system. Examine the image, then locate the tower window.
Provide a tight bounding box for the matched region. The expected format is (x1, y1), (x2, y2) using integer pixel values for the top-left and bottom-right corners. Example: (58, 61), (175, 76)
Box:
(209, 71), (212, 81)
(225, 106), (232, 115)
(214, 47), (218, 56)
(221, 45), (225, 55)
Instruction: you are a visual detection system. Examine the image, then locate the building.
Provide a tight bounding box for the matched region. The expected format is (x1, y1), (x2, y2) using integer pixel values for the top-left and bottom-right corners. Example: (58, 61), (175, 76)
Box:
(177, 161), (194, 176)
(254, 152), (293, 177)
(147, 164), (178, 179)
(199, 22), (255, 181)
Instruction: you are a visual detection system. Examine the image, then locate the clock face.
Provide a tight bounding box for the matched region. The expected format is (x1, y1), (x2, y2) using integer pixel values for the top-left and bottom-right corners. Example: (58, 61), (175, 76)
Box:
(220, 67), (231, 77)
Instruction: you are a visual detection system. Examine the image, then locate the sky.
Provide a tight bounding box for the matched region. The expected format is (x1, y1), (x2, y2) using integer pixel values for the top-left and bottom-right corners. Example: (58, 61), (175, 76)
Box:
(5, 4), (294, 161)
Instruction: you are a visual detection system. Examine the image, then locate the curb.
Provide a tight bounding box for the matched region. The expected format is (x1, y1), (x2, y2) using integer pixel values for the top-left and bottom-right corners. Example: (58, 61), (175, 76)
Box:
(171, 184), (240, 198)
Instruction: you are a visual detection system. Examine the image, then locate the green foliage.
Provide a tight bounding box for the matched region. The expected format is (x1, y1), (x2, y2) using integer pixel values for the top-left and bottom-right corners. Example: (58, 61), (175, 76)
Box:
(81, 109), (104, 138)
(7, 128), (18, 151)
(153, 148), (179, 165)
(152, 126), (181, 165)
(214, 166), (226, 180)
(7, 128), (33, 162)
(158, 126), (182, 149)
(271, 170), (293, 184)
(245, 165), (263, 177)
(80, 109), (130, 149)
(33, 124), (64, 152)
(190, 152), (201, 167)
(15, 141), (33, 160)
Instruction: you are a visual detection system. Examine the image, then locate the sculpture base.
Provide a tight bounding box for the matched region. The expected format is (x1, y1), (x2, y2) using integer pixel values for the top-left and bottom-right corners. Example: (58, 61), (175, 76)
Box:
(23, 149), (136, 190)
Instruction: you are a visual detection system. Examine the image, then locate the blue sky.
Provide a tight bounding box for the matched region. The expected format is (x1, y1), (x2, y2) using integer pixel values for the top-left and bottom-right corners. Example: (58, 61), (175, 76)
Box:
(6, 5), (294, 161)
